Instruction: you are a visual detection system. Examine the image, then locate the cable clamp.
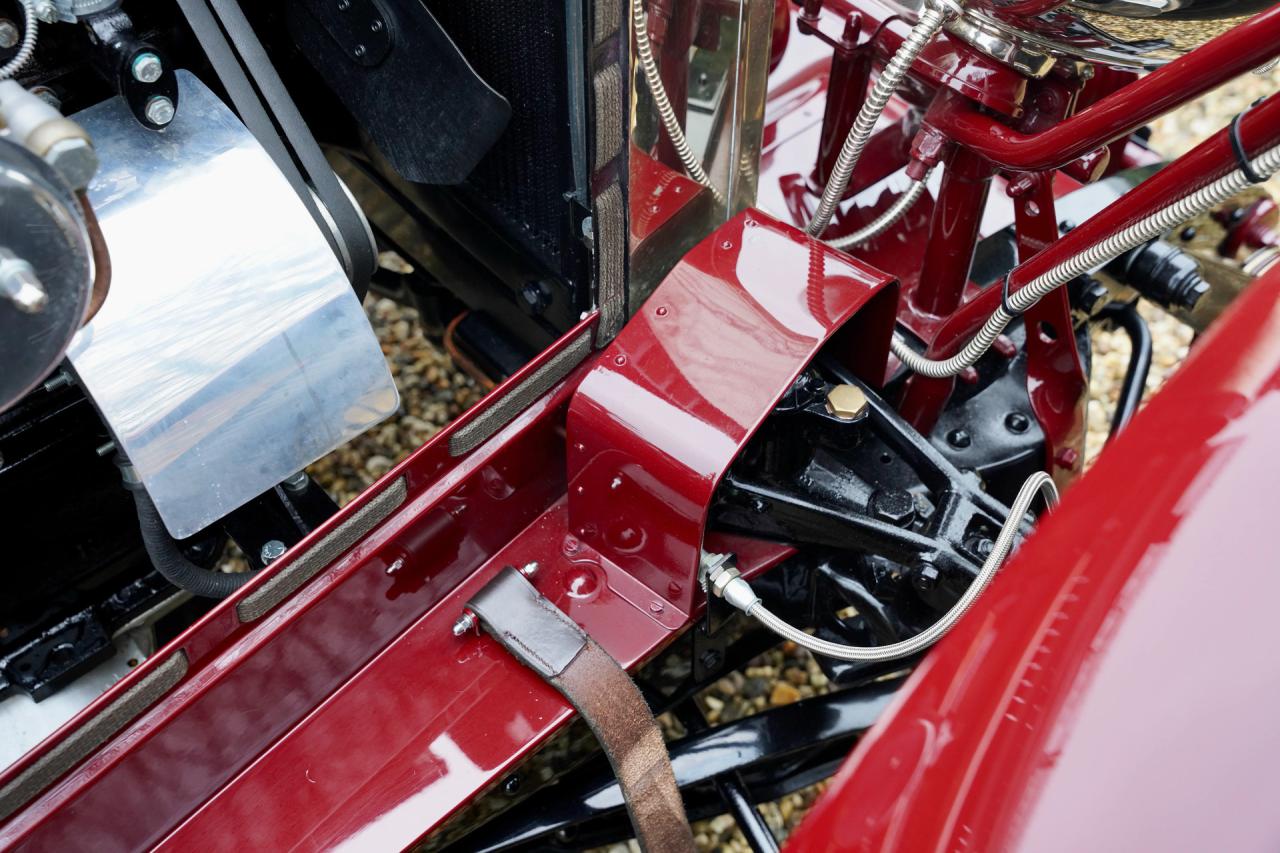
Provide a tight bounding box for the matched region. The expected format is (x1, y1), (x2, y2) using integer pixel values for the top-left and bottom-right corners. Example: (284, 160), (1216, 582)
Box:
(1000, 273), (1023, 318)
(1229, 98), (1267, 185)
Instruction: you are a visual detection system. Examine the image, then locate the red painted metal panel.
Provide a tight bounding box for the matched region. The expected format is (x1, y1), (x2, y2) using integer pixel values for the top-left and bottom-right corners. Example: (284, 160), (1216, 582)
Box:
(0, 315), (601, 850)
(568, 209), (898, 615)
(787, 265), (1280, 852)
(1, 213), (897, 851)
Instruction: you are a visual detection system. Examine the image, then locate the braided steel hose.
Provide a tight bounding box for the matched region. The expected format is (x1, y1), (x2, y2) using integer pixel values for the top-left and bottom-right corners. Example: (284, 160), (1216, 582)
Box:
(893, 140), (1280, 378)
(825, 174), (930, 249)
(806, 3), (953, 238)
(709, 471), (1057, 663)
(632, 0), (724, 204)
(0, 1), (38, 80)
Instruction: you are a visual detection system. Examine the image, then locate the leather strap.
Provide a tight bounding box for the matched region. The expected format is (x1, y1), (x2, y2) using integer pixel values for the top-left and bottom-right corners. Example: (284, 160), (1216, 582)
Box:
(468, 568), (694, 853)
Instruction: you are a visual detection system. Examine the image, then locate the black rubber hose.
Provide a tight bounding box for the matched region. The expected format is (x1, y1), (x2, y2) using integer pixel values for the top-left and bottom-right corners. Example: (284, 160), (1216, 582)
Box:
(128, 484), (252, 598)
(1094, 302), (1153, 442)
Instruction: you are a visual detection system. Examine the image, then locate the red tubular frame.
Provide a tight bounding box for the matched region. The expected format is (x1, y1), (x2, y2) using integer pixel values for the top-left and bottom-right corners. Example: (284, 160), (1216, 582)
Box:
(924, 5), (1280, 170)
(929, 91), (1280, 361)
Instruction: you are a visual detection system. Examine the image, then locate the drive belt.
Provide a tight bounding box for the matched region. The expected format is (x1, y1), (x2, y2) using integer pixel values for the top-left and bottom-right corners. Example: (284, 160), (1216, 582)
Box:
(466, 567), (695, 853)
(174, 0), (375, 292)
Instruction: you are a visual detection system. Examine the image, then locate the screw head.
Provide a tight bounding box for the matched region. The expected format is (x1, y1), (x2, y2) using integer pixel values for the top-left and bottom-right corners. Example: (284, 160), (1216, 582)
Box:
(825, 383), (869, 421)
(144, 95), (176, 126)
(33, 1), (56, 24)
(260, 540), (287, 563)
(131, 52), (164, 84)
(1004, 412), (1030, 433)
(946, 428), (972, 449)
(502, 775), (521, 796)
(0, 19), (19, 50)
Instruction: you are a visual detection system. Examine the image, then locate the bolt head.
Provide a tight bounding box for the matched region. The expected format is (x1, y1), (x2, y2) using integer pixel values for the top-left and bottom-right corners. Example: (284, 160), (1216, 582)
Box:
(260, 540), (287, 563)
(131, 52), (164, 84)
(45, 137), (99, 191)
(519, 281), (551, 315)
(825, 383), (869, 421)
(0, 20), (19, 50)
(913, 563), (941, 592)
(946, 428), (972, 449)
(869, 489), (916, 527)
(0, 254), (47, 313)
(33, 1), (57, 24)
(1004, 412), (1030, 434)
(144, 95), (176, 127)
(283, 471), (310, 493)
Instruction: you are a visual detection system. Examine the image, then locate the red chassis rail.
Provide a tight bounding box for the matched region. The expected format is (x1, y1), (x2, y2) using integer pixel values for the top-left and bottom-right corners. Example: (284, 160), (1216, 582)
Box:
(787, 260), (1280, 853)
(0, 213), (895, 850)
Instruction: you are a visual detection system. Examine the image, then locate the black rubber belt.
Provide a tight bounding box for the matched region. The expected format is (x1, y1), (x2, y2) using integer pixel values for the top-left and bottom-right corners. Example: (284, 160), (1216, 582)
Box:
(174, 0), (374, 288)
(466, 568), (695, 853)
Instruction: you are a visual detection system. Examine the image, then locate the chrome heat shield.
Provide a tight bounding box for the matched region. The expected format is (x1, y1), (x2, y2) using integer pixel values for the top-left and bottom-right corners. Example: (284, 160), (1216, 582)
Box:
(68, 72), (398, 538)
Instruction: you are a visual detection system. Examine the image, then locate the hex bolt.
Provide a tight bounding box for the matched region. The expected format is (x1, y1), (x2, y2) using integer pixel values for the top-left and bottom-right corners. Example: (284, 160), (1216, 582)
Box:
(912, 562), (941, 593)
(0, 19), (19, 50)
(452, 609), (477, 637)
(1004, 412), (1030, 434)
(144, 95), (176, 126)
(825, 383), (869, 421)
(0, 252), (47, 313)
(33, 1), (56, 24)
(260, 540), (287, 564)
(283, 470), (310, 494)
(45, 137), (99, 191)
(946, 428), (972, 449)
(131, 52), (164, 84)
(868, 489), (916, 527)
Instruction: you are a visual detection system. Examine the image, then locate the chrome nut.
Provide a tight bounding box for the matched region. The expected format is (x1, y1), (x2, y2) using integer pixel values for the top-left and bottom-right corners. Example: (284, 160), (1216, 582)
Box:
(44, 136), (98, 190)
(144, 95), (176, 126)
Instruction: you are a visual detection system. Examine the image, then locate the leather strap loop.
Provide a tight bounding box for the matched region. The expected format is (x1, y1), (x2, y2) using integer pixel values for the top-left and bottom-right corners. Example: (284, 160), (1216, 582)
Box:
(468, 568), (695, 853)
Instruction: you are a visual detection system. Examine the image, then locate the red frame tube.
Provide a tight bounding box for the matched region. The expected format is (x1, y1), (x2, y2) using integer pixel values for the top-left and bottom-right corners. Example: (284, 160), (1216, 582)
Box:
(924, 5), (1280, 170)
(929, 91), (1280, 360)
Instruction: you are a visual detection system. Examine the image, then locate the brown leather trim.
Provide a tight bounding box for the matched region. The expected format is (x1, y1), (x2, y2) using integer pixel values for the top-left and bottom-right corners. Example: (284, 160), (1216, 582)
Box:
(467, 569), (694, 852)
(555, 642), (695, 853)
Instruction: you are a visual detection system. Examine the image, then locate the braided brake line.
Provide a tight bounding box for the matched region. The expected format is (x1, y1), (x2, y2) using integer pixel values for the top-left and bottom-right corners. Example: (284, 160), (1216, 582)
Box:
(706, 470), (1058, 663)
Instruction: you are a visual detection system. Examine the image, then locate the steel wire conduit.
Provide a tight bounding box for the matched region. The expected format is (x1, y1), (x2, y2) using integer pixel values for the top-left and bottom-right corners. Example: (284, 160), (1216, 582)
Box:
(891, 139), (1280, 378)
(705, 470), (1058, 662)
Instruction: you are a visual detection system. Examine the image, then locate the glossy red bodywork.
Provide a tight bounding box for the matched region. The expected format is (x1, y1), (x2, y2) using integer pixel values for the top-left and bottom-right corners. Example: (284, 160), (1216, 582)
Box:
(0, 213), (894, 850)
(5, 2), (1280, 849)
(788, 264), (1280, 852)
(569, 210), (897, 615)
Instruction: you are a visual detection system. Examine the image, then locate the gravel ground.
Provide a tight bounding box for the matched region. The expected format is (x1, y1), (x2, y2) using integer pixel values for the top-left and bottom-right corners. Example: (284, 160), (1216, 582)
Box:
(288, 64), (1274, 852)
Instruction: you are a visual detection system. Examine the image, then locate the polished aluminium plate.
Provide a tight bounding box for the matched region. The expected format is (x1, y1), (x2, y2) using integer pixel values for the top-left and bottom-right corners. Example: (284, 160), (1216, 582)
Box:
(69, 72), (398, 538)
